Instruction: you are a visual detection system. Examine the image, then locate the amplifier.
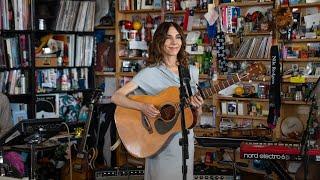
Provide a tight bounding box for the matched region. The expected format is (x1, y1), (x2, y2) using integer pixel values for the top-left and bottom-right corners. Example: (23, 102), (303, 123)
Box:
(194, 175), (240, 180)
(95, 168), (144, 180)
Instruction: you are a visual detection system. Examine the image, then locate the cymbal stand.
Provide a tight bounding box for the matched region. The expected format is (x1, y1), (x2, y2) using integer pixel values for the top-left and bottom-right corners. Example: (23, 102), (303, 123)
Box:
(25, 133), (42, 180)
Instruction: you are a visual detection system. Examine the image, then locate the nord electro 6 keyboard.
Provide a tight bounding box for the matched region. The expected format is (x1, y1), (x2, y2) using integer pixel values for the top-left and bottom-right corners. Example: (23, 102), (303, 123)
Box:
(240, 142), (320, 160)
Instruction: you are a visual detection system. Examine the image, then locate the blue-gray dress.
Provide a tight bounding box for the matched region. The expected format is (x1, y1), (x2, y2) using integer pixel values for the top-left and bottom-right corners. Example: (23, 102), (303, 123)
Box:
(131, 64), (199, 180)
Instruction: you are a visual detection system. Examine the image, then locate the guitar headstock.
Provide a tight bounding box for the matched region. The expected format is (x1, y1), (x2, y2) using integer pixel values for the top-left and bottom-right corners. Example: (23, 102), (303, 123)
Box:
(90, 89), (103, 105)
(240, 62), (267, 81)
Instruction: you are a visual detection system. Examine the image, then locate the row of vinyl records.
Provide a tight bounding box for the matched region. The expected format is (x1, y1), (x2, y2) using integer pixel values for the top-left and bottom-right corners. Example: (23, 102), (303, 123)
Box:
(0, 35), (94, 68)
(55, 0), (96, 32)
(0, 0), (30, 30)
(235, 36), (273, 59)
(0, 0), (96, 32)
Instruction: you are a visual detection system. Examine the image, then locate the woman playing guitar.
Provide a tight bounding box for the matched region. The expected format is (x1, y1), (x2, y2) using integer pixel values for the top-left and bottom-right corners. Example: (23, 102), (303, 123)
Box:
(111, 22), (204, 180)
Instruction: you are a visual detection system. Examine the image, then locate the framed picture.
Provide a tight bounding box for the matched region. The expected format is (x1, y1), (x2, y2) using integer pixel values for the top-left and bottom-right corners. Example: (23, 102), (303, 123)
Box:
(227, 101), (237, 115)
(141, 0), (154, 9)
(292, 64), (299, 72)
(288, 85), (296, 94)
(315, 67), (320, 76)
(36, 94), (59, 119)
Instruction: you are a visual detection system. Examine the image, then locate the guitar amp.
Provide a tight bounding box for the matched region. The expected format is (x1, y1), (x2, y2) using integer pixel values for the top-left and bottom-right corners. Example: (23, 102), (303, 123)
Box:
(194, 175), (240, 180)
(95, 168), (144, 180)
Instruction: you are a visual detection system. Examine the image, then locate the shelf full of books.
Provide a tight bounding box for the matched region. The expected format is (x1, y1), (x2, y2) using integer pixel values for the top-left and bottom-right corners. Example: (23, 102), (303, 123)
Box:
(1, 0), (97, 120)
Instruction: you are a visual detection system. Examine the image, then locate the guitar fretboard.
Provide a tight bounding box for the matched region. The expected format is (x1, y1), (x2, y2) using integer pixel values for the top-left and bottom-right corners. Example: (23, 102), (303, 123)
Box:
(195, 75), (241, 99)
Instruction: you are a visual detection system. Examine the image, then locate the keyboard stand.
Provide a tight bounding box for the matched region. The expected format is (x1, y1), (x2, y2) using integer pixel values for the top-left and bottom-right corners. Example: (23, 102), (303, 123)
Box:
(195, 137), (251, 180)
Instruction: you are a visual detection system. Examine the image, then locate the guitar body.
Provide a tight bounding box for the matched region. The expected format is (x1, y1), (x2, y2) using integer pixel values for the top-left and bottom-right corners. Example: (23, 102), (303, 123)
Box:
(88, 147), (98, 169)
(115, 86), (196, 158)
(61, 153), (92, 180)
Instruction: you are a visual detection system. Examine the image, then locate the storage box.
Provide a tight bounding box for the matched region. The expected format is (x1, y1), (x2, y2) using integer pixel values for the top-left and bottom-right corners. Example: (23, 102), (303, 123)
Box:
(35, 57), (58, 67)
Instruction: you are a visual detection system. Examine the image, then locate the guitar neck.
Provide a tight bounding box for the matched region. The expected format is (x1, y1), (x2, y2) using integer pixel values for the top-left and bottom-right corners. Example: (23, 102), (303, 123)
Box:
(78, 103), (94, 153)
(193, 74), (241, 100)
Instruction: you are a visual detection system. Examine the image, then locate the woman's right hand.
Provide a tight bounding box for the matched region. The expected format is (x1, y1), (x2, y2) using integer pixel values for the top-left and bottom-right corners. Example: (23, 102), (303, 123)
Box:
(140, 103), (160, 119)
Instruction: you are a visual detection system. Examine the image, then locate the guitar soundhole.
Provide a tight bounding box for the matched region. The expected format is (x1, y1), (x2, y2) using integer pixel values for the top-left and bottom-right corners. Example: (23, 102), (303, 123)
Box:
(160, 104), (176, 122)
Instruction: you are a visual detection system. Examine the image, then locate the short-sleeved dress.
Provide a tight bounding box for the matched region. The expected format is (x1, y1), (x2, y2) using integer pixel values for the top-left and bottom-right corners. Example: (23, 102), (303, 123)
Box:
(131, 64), (199, 180)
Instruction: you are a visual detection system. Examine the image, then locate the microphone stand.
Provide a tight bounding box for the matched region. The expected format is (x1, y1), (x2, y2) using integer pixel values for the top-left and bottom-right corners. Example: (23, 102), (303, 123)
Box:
(178, 64), (191, 180)
(300, 77), (320, 180)
(300, 97), (315, 180)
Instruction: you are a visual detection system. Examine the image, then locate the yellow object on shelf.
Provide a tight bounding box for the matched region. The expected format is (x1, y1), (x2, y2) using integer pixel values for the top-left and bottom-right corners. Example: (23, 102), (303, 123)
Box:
(290, 76), (305, 83)
(234, 86), (245, 96)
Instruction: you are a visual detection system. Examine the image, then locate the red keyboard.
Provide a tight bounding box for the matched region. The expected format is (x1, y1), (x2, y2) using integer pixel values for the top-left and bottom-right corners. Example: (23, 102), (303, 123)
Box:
(240, 142), (320, 160)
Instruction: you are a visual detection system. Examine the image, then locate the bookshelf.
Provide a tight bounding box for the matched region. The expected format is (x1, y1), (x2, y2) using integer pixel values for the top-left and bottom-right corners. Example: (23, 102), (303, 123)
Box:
(276, 2), (320, 144)
(213, 0), (274, 139)
(0, 0), (96, 121)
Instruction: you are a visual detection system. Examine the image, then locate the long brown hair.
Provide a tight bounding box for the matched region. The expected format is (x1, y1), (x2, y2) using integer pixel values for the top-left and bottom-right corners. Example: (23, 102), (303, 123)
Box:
(147, 22), (188, 67)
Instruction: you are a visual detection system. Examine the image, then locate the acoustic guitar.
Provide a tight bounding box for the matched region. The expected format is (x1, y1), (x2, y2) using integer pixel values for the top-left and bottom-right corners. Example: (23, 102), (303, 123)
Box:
(61, 90), (102, 180)
(115, 63), (266, 158)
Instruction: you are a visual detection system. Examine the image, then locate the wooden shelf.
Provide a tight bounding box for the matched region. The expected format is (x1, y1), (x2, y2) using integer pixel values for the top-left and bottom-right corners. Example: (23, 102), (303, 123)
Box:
(166, 9), (208, 14)
(199, 74), (211, 79)
(281, 2), (320, 8)
(283, 57), (320, 62)
(217, 114), (268, 120)
(282, 100), (311, 105)
(119, 9), (208, 14)
(194, 127), (217, 133)
(218, 75), (271, 82)
(118, 72), (137, 77)
(94, 25), (115, 30)
(282, 76), (319, 83)
(217, 95), (269, 102)
(227, 57), (271, 61)
(190, 26), (207, 31)
(32, 30), (94, 35)
(95, 71), (116, 76)
(183, 27), (207, 34)
(119, 9), (162, 13)
(280, 38), (320, 43)
(219, 1), (274, 7)
(36, 89), (93, 94)
(35, 66), (91, 69)
(0, 29), (32, 34)
(227, 31), (272, 36)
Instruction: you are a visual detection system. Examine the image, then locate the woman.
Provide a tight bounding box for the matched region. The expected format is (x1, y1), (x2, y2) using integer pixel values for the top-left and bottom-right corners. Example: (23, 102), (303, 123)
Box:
(111, 21), (204, 180)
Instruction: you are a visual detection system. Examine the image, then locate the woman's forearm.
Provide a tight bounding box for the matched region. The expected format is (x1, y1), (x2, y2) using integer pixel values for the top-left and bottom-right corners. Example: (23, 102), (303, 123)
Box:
(111, 92), (144, 111)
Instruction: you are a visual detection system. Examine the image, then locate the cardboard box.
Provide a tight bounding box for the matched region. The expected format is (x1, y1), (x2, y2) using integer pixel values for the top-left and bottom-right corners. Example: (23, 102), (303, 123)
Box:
(35, 57), (58, 67)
